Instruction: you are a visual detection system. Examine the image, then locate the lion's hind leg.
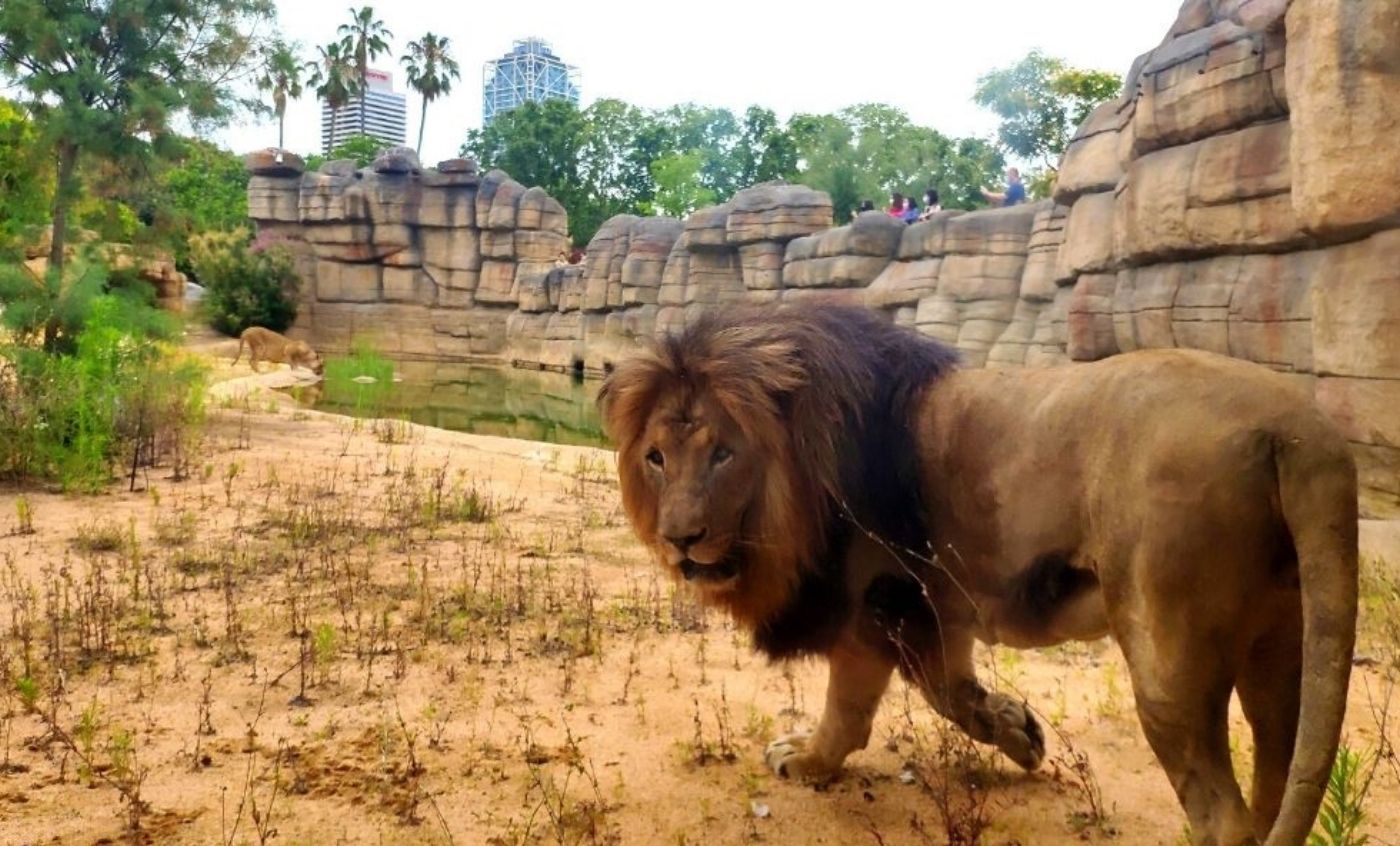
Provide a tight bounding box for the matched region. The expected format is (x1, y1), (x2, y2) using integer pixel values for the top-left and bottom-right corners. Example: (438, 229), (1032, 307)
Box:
(1111, 579), (1257, 845)
(766, 639), (894, 783)
(1235, 601), (1303, 839)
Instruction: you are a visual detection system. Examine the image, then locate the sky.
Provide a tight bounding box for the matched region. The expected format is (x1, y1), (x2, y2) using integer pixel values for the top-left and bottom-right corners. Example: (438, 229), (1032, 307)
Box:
(219, 0), (1187, 166)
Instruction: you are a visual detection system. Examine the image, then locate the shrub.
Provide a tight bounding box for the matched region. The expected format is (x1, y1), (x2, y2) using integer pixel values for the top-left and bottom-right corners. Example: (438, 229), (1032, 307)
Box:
(0, 296), (206, 491)
(189, 228), (300, 336)
(0, 256), (177, 354)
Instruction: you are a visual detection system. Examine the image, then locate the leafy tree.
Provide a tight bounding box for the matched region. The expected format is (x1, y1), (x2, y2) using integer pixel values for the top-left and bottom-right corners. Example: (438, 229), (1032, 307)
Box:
(401, 33), (461, 155)
(463, 99), (589, 237)
(189, 229), (300, 336)
(304, 134), (389, 171)
(258, 40), (314, 149)
(0, 256), (175, 354)
(0, 97), (52, 248)
(650, 152), (716, 218)
(0, 0), (274, 283)
(973, 50), (1122, 170)
(309, 40), (357, 150)
(338, 5), (393, 137)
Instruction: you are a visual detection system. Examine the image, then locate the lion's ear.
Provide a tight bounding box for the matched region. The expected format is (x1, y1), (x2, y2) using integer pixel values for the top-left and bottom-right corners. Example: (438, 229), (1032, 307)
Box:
(597, 355), (669, 448)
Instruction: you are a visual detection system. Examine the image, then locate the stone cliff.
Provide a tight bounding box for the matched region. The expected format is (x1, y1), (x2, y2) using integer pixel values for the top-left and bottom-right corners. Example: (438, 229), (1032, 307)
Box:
(246, 0), (1400, 517)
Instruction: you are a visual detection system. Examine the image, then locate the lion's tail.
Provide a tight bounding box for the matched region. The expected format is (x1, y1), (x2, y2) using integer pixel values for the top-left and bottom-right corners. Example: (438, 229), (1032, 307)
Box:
(1265, 423), (1358, 846)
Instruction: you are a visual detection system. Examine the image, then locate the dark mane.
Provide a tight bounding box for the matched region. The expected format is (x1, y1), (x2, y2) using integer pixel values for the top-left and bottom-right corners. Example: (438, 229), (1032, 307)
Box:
(666, 304), (959, 658)
(602, 301), (963, 658)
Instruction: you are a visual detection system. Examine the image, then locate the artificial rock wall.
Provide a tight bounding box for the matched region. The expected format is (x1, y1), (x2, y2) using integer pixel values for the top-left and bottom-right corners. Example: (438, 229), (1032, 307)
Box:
(498, 0), (1400, 518)
(246, 147), (569, 359)
(246, 0), (1400, 517)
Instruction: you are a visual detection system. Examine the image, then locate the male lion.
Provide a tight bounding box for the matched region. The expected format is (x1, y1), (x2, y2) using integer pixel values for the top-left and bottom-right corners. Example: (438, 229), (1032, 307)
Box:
(233, 326), (324, 376)
(598, 304), (1357, 846)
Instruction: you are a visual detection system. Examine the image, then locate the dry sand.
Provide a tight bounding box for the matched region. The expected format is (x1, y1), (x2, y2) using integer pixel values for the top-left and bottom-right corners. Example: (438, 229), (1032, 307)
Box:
(0, 355), (1396, 846)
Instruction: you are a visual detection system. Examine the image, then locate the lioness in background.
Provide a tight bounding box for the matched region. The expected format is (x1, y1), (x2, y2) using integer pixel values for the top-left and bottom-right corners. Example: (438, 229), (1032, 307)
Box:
(233, 326), (324, 375)
(599, 304), (1357, 846)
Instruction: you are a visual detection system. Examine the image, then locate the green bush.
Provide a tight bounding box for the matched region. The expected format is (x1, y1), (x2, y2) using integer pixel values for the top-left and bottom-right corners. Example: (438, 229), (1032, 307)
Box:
(0, 257), (178, 354)
(188, 227), (300, 336)
(0, 292), (205, 491)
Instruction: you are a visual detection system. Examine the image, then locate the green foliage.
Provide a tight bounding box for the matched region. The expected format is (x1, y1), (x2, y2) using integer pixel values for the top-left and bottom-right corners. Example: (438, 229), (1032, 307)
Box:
(157, 138), (250, 268)
(402, 32), (461, 154)
(257, 40), (315, 149)
(463, 97), (1000, 245)
(188, 228), (300, 336)
(0, 98), (52, 247)
(309, 39), (358, 130)
(305, 134), (389, 171)
(0, 0), (276, 278)
(338, 5), (394, 137)
(0, 256), (176, 354)
(973, 50), (1122, 169)
(649, 152), (716, 218)
(0, 291), (206, 491)
(1310, 743), (1378, 846)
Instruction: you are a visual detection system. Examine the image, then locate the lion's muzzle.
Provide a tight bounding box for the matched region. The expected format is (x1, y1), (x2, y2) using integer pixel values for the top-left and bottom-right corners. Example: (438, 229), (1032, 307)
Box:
(680, 558), (739, 583)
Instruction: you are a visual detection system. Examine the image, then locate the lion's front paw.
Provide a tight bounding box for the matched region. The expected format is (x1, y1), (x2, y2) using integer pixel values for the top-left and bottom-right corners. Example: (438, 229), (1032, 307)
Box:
(984, 692), (1045, 770)
(764, 732), (840, 783)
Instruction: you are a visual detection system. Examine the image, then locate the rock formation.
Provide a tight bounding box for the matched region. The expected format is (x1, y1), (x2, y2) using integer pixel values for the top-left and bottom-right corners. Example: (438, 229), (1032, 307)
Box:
(245, 147), (568, 360)
(246, 0), (1400, 517)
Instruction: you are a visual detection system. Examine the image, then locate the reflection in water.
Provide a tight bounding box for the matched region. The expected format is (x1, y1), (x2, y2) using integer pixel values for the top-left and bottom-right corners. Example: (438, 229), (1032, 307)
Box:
(285, 362), (609, 448)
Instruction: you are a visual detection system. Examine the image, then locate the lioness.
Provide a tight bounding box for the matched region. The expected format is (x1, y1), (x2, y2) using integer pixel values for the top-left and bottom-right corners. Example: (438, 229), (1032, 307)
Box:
(599, 304), (1356, 846)
(233, 326), (324, 376)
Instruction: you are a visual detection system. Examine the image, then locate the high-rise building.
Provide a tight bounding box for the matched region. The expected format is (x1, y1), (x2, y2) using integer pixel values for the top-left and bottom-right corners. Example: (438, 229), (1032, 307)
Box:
(321, 68), (407, 153)
(482, 38), (581, 127)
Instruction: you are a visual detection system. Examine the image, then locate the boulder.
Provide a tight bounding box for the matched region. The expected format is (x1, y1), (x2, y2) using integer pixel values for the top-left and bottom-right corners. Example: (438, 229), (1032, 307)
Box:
(372, 146), (420, 174)
(725, 183), (833, 245)
(245, 148), (306, 177)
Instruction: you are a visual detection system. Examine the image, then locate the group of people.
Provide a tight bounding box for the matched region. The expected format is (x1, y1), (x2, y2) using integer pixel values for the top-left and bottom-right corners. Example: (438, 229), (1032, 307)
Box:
(853, 167), (1027, 225)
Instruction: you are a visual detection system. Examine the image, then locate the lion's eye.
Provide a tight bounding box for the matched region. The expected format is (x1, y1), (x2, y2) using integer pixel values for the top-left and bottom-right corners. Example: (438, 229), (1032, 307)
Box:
(646, 448), (665, 469)
(712, 446), (733, 466)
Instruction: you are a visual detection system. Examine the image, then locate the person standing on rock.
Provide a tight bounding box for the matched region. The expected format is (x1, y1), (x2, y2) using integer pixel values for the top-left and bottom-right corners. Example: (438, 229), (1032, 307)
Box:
(900, 196), (920, 223)
(887, 192), (906, 218)
(982, 168), (1026, 207)
(918, 188), (942, 220)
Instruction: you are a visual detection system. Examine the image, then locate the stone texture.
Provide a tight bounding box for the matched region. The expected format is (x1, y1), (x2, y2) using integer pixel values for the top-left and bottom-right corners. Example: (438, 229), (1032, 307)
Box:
(1115, 120), (1302, 264)
(372, 146), (420, 174)
(725, 183), (833, 245)
(1056, 191), (1119, 279)
(1067, 273), (1120, 361)
(245, 148), (305, 177)
(1055, 101), (1129, 205)
(1287, 0), (1400, 235)
(1131, 17), (1287, 155)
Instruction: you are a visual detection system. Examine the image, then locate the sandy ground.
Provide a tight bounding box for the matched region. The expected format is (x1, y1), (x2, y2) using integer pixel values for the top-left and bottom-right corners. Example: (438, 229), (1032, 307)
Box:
(1, 353), (1398, 846)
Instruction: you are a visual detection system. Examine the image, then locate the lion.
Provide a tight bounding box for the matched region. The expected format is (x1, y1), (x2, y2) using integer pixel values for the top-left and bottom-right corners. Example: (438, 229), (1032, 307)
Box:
(598, 304), (1357, 846)
(233, 326), (324, 376)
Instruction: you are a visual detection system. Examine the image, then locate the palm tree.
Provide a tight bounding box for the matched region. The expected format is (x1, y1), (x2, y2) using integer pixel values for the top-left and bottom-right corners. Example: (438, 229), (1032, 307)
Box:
(257, 41), (314, 149)
(338, 6), (393, 136)
(401, 33), (461, 155)
(309, 41), (357, 152)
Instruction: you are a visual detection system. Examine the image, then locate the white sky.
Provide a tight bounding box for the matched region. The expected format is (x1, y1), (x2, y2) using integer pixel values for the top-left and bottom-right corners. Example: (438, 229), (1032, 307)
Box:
(218, 0), (1185, 165)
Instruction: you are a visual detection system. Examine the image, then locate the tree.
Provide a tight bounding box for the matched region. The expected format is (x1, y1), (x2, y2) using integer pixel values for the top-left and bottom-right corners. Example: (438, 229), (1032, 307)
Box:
(258, 41), (314, 149)
(0, 0), (274, 290)
(650, 152), (716, 218)
(462, 99), (590, 239)
(973, 50), (1122, 171)
(401, 33), (460, 155)
(338, 5), (393, 137)
(306, 134), (388, 170)
(309, 40), (357, 150)
(0, 97), (52, 249)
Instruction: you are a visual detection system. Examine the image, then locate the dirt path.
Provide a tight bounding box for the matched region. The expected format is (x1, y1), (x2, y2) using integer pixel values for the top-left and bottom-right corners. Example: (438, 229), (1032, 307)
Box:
(1, 362), (1396, 846)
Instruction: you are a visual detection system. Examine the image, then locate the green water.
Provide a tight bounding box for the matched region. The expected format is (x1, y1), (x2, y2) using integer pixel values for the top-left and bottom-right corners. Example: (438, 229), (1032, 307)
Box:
(285, 361), (609, 448)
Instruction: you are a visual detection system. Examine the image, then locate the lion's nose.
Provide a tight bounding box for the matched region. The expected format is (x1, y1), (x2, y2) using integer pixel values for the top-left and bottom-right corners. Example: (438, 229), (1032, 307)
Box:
(665, 528), (707, 551)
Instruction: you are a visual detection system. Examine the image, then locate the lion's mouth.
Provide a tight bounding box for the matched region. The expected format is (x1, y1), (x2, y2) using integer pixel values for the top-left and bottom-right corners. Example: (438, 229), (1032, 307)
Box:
(679, 557), (740, 584)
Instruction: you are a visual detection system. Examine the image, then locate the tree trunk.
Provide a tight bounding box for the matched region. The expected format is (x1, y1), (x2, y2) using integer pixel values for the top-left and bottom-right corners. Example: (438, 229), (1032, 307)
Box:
(45, 140), (80, 352)
(359, 70), (367, 136)
(278, 111), (285, 149)
(417, 98), (427, 154)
